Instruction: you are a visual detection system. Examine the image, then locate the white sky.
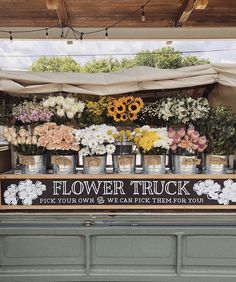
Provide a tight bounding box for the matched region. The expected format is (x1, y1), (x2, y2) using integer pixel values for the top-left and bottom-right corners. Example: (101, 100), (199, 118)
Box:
(0, 39), (236, 70)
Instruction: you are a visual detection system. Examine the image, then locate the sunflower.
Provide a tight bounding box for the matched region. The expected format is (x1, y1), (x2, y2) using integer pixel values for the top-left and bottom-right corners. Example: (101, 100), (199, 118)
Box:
(114, 113), (122, 122)
(107, 103), (116, 116)
(128, 102), (141, 114)
(114, 101), (126, 114)
(120, 113), (128, 122)
(119, 97), (129, 106)
(128, 112), (138, 121)
(124, 96), (134, 104)
(134, 97), (144, 109)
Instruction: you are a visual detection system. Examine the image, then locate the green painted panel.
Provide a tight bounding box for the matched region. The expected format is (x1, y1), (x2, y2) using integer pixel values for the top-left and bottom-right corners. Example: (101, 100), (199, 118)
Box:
(1, 235), (85, 267)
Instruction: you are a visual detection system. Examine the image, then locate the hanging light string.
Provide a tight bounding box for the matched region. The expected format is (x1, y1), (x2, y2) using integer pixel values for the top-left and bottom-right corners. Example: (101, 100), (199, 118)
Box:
(0, 0), (152, 40)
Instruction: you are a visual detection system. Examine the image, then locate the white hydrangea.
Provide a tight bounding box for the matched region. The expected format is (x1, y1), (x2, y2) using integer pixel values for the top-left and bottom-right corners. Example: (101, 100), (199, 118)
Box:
(4, 180), (46, 206)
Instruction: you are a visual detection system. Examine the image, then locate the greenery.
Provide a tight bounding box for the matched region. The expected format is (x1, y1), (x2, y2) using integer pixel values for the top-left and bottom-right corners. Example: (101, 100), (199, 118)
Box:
(196, 105), (236, 155)
(30, 56), (81, 72)
(30, 47), (210, 73)
(0, 94), (25, 125)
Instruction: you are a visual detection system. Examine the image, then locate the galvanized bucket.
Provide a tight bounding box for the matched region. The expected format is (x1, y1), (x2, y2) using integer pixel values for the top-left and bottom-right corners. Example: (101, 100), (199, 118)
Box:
(52, 155), (77, 174)
(173, 155), (199, 174)
(83, 155), (106, 174)
(142, 154), (166, 174)
(113, 154), (136, 174)
(205, 154), (228, 174)
(19, 155), (46, 174)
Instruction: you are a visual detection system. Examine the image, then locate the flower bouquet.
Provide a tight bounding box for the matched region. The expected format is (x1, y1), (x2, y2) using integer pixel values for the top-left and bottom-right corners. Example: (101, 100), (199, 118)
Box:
(3, 127), (45, 174)
(12, 99), (53, 125)
(196, 105), (236, 174)
(35, 122), (80, 174)
(107, 96), (144, 124)
(132, 126), (172, 174)
(139, 96), (210, 127)
(43, 95), (85, 125)
(75, 124), (117, 174)
(168, 126), (208, 174)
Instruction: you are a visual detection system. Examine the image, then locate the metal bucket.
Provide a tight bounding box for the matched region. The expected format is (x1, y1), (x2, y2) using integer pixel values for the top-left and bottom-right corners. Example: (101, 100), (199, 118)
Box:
(205, 154), (227, 174)
(142, 154), (166, 174)
(113, 154), (136, 174)
(173, 155), (198, 174)
(83, 155), (106, 174)
(20, 155), (46, 174)
(52, 155), (77, 174)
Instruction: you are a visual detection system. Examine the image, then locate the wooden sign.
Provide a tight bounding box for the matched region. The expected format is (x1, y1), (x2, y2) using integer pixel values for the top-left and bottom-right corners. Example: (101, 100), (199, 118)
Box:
(1, 174), (236, 210)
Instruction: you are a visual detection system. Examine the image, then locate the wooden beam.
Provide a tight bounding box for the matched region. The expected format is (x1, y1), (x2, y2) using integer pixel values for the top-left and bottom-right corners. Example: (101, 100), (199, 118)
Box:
(174, 0), (208, 27)
(46, 0), (68, 26)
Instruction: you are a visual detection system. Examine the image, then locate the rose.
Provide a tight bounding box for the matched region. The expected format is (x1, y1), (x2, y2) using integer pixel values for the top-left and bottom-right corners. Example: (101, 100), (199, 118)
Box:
(55, 96), (64, 105)
(198, 136), (207, 145)
(191, 131), (200, 140)
(187, 127), (195, 136)
(173, 135), (181, 144)
(57, 109), (65, 117)
(177, 128), (186, 137)
(168, 128), (175, 138)
(47, 97), (56, 107)
(198, 144), (207, 152)
(171, 144), (177, 151)
(66, 111), (75, 119)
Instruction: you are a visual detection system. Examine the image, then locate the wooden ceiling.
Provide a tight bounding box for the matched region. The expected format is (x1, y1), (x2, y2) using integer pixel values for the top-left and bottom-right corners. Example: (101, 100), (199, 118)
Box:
(0, 0), (235, 39)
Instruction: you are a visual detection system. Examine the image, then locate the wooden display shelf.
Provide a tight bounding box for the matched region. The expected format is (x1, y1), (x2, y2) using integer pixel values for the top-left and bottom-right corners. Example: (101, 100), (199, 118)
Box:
(1, 173), (236, 210)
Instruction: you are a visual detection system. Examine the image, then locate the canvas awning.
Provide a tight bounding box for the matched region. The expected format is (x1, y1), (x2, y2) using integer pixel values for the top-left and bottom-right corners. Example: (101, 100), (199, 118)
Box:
(1, 63), (236, 110)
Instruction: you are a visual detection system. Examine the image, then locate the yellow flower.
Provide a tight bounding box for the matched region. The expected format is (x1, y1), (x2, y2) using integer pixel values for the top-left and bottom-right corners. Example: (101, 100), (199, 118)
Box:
(113, 113), (122, 122)
(114, 101), (126, 114)
(134, 128), (141, 134)
(120, 113), (128, 122)
(134, 97), (144, 109)
(107, 129), (113, 135)
(124, 96), (134, 104)
(107, 103), (116, 116)
(128, 102), (141, 114)
(128, 112), (138, 121)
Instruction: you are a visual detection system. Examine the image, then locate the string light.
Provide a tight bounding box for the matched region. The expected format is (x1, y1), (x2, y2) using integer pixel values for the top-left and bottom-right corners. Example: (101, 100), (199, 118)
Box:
(9, 31), (13, 41)
(80, 32), (84, 41)
(60, 27), (64, 38)
(45, 28), (49, 39)
(105, 28), (109, 40)
(141, 6), (146, 22)
(0, 0), (152, 41)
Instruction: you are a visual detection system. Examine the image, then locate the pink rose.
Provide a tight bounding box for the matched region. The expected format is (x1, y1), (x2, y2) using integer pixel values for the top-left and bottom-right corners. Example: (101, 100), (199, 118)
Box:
(198, 144), (207, 152)
(187, 127), (195, 136)
(173, 135), (181, 144)
(168, 128), (176, 138)
(191, 131), (200, 140)
(171, 144), (177, 151)
(192, 143), (199, 151)
(198, 135), (207, 145)
(177, 128), (186, 137)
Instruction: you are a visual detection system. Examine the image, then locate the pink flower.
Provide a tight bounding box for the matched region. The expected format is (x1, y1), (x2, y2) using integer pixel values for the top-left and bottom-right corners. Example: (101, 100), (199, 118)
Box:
(173, 135), (181, 144)
(187, 127), (195, 136)
(192, 143), (199, 151)
(198, 135), (207, 145)
(177, 128), (186, 137)
(168, 128), (175, 138)
(198, 144), (207, 153)
(171, 144), (177, 151)
(191, 131), (200, 140)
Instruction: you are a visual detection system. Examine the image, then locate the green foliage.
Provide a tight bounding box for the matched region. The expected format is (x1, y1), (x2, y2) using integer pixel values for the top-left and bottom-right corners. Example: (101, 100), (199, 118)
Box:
(30, 56), (81, 72)
(154, 47), (183, 69)
(196, 106), (236, 155)
(82, 58), (121, 73)
(182, 55), (210, 67)
(30, 47), (210, 73)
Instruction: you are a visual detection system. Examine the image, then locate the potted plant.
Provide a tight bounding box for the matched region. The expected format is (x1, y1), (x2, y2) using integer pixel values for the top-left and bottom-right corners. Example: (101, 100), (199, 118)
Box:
(132, 126), (172, 174)
(35, 122), (80, 174)
(3, 127), (46, 174)
(169, 126), (208, 174)
(196, 106), (236, 174)
(75, 124), (117, 174)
